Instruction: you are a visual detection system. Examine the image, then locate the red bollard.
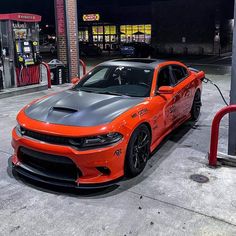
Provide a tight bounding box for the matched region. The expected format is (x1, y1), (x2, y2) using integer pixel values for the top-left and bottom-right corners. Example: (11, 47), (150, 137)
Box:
(209, 105), (236, 166)
(41, 62), (51, 89)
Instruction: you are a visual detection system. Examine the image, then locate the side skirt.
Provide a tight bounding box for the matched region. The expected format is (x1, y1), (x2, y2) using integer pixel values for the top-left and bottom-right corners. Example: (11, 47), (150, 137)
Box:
(150, 114), (191, 153)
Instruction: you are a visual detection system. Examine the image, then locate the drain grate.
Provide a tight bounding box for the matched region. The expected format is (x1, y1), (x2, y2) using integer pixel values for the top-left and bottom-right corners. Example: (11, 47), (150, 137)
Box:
(231, 201), (236, 208)
(190, 174), (209, 183)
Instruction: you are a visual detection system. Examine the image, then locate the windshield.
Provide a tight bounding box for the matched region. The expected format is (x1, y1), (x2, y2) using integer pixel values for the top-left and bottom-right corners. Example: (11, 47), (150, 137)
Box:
(73, 66), (154, 97)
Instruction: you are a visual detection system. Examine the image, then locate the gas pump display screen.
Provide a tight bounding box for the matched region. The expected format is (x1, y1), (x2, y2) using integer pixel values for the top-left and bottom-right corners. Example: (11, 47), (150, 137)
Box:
(24, 47), (31, 53)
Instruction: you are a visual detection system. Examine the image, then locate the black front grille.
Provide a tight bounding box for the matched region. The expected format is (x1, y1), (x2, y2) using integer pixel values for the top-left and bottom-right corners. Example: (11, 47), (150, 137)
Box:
(21, 128), (69, 145)
(14, 165), (78, 188)
(18, 147), (80, 181)
(20, 127), (83, 147)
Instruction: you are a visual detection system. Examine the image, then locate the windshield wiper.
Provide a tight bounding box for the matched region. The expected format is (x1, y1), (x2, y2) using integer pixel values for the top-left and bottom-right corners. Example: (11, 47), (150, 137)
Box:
(76, 88), (130, 97)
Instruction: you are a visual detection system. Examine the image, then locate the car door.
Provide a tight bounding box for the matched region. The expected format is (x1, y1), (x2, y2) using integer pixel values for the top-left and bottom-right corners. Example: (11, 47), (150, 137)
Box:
(170, 65), (194, 123)
(152, 66), (176, 142)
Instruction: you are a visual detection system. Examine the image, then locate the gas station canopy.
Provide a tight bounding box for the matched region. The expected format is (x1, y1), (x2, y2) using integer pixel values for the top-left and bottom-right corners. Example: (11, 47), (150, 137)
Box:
(0, 13), (41, 22)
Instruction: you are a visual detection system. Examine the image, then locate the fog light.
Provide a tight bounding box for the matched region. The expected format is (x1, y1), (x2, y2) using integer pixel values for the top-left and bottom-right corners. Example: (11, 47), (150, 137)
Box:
(96, 167), (111, 176)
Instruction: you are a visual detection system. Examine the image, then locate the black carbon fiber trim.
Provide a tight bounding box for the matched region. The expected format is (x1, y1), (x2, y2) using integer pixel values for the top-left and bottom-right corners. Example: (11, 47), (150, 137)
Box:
(13, 164), (123, 189)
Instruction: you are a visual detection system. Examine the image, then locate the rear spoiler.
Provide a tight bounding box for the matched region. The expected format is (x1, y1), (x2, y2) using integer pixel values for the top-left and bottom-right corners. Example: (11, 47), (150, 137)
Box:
(188, 67), (205, 81)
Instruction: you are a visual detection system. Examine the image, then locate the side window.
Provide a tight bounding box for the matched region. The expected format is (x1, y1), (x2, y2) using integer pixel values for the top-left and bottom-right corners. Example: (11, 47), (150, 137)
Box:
(171, 65), (188, 84)
(157, 67), (173, 89)
(182, 67), (189, 77)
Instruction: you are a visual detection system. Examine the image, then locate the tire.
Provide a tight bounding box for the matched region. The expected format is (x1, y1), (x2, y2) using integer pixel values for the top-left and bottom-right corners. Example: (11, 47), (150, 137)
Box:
(125, 124), (151, 177)
(191, 90), (202, 121)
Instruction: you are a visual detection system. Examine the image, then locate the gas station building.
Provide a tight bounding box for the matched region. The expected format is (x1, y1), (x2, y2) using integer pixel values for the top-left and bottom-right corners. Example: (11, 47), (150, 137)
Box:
(77, 0), (234, 55)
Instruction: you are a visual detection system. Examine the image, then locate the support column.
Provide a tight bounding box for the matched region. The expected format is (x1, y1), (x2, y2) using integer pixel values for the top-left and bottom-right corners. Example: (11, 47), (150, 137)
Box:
(213, 0), (221, 55)
(55, 0), (79, 80)
(88, 25), (93, 44)
(228, 0), (236, 155)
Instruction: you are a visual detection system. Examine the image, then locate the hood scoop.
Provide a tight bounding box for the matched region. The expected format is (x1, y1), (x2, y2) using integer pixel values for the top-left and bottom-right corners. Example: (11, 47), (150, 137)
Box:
(52, 106), (78, 113)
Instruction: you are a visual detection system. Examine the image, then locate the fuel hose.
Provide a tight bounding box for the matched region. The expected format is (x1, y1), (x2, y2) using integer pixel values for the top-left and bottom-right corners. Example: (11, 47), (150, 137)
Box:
(203, 77), (229, 106)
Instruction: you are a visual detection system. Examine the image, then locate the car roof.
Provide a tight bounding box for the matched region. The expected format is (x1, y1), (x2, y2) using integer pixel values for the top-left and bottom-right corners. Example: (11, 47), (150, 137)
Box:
(99, 58), (167, 69)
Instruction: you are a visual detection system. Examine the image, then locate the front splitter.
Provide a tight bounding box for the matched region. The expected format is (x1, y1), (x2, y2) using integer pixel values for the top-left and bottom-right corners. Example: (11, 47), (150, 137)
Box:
(12, 163), (123, 190)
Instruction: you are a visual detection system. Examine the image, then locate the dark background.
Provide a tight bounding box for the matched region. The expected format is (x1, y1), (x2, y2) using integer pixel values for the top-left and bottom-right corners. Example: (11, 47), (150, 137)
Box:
(0, 0), (234, 26)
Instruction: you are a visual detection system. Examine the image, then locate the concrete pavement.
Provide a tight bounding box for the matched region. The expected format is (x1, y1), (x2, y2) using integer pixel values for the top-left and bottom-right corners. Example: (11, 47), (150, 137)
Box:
(0, 62), (236, 235)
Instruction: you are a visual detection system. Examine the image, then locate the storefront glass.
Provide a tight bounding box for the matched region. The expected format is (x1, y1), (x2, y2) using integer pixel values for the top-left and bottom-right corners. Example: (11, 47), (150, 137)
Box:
(78, 30), (89, 42)
(120, 24), (151, 44)
(78, 24), (152, 50)
(92, 25), (118, 50)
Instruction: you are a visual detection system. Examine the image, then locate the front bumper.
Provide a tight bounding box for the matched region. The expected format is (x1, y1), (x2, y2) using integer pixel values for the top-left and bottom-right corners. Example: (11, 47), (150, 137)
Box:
(11, 128), (127, 188)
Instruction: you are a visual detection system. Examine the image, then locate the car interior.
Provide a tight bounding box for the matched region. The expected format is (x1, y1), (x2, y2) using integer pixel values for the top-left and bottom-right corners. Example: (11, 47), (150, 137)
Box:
(157, 67), (173, 88)
(78, 66), (154, 97)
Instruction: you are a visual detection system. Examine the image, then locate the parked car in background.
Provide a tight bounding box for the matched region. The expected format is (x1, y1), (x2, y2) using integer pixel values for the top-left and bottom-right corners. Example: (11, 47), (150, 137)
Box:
(79, 42), (102, 57)
(120, 42), (154, 58)
(39, 42), (56, 54)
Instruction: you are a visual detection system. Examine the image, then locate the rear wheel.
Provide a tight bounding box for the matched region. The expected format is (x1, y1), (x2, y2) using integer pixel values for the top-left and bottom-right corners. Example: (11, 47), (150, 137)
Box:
(125, 124), (151, 177)
(191, 90), (202, 121)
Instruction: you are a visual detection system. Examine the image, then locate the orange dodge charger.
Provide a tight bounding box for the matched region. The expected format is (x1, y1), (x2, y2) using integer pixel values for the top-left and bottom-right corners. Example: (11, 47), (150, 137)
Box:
(12, 59), (205, 188)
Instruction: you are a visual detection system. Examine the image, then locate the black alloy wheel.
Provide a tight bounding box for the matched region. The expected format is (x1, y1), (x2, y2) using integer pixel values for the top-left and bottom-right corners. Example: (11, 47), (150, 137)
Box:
(191, 90), (202, 121)
(125, 124), (151, 177)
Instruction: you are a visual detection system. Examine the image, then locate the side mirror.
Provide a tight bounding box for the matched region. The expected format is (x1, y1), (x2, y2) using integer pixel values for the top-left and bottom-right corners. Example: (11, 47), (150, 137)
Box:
(158, 86), (174, 95)
(71, 78), (80, 84)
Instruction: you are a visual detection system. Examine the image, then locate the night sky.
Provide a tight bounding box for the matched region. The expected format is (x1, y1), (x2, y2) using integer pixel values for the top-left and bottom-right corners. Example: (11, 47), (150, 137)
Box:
(0, 0), (151, 30)
(0, 0), (55, 24)
(0, 0), (154, 24)
(0, 0), (234, 26)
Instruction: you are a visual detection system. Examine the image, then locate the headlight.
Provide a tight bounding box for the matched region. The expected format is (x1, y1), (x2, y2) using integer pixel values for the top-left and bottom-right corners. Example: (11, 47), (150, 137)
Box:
(69, 132), (123, 149)
(15, 123), (22, 136)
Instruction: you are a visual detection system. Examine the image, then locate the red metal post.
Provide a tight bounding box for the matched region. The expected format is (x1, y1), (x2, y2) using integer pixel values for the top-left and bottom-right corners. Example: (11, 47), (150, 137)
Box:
(79, 59), (86, 76)
(41, 62), (51, 89)
(209, 105), (236, 166)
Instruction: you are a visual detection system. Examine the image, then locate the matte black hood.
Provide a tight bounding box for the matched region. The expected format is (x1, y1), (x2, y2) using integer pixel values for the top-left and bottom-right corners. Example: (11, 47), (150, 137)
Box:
(25, 90), (144, 127)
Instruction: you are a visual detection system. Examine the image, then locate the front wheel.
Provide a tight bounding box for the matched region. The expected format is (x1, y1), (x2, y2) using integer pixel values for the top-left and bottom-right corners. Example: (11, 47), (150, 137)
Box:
(125, 124), (151, 177)
(191, 90), (202, 121)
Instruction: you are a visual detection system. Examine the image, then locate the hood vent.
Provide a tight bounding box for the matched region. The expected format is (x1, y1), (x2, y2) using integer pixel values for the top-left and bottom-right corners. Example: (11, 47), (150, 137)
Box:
(52, 106), (78, 113)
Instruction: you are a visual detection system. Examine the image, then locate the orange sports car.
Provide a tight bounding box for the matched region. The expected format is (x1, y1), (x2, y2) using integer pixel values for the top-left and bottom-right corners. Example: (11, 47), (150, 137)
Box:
(12, 59), (205, 188)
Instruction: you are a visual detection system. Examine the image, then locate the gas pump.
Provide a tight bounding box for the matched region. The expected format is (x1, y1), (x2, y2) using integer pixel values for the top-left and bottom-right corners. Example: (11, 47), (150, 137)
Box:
(14, 39), (41, 85)
(15, 40), (36, 67)
(0, 13), (42, 89)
